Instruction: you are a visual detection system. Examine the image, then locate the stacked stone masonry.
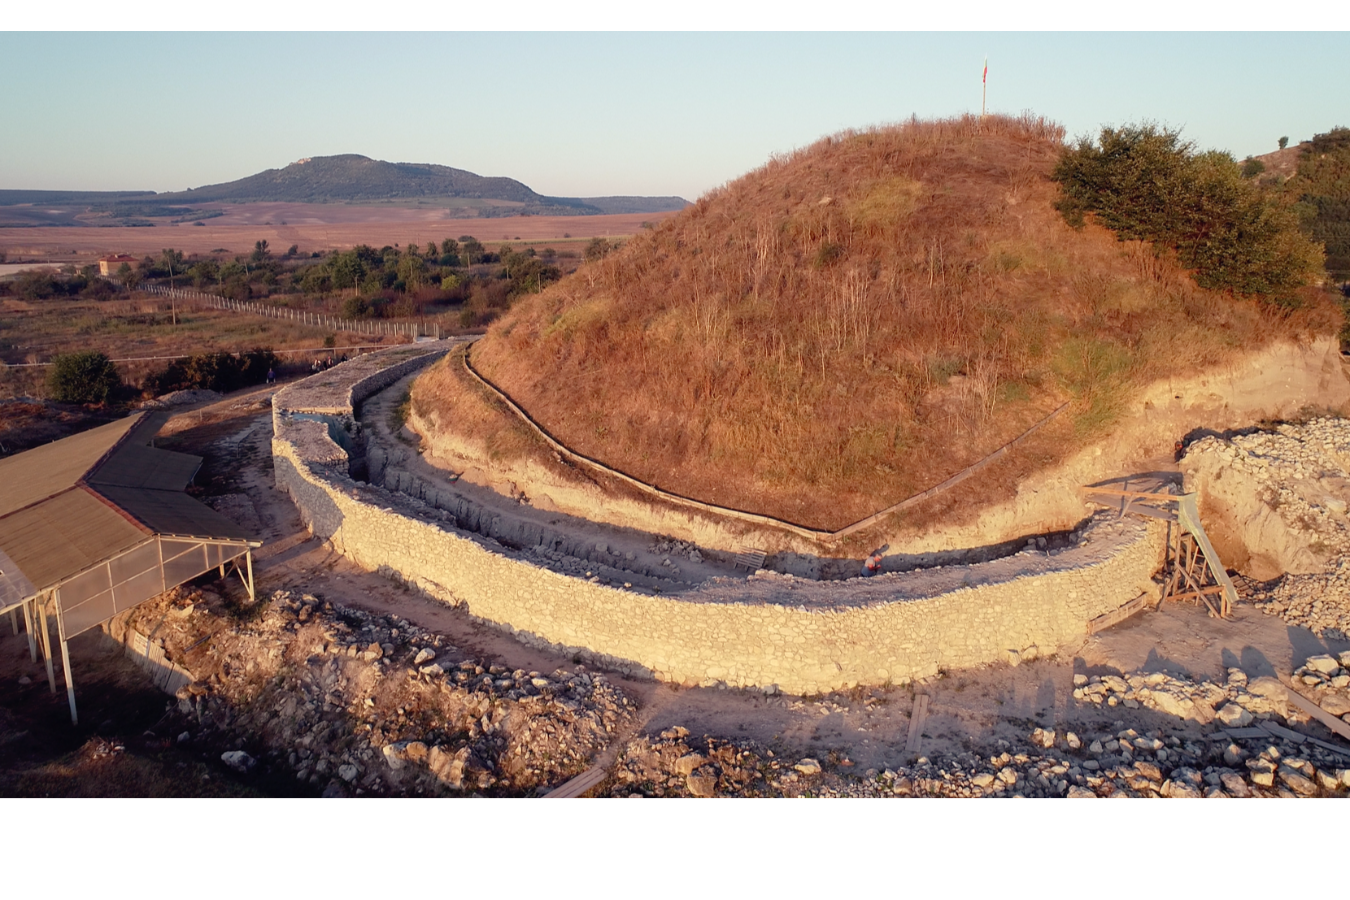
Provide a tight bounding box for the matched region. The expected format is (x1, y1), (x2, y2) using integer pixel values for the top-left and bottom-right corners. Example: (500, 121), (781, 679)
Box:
(272, 344), (1167, 695)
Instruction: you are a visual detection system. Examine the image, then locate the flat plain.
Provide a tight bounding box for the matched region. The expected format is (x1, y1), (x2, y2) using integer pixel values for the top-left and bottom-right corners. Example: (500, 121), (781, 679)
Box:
(0, 208), (679, 260)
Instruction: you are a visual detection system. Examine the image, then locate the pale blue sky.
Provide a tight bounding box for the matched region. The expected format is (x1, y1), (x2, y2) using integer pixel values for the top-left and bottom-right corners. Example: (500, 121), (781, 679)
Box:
(1, 32), (1346, 201)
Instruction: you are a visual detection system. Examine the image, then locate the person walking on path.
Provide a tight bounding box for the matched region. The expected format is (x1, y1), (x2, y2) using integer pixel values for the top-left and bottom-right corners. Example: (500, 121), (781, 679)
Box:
(266, 367), (276, 385)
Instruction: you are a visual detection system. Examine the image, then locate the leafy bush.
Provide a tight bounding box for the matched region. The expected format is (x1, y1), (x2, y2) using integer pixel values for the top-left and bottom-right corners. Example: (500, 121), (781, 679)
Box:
(1053, 123), (1324, 303)
(1241, 156), (1266, 178)
(144, 348), (278, 395)
(48, 351), (121, 404)
(1292, 126), (1350, 279)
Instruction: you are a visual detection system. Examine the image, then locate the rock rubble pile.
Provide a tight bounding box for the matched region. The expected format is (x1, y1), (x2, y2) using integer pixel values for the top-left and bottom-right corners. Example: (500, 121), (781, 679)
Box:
(1069, 668), (1292, 722)
(1185, 418), (1350, 638)
(599, 720), (1350, 798)
(124, 587), (637, 796)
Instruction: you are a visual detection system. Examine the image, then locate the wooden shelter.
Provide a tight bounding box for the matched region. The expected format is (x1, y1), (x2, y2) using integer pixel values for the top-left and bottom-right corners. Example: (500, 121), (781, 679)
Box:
(0, 412), (260, 723)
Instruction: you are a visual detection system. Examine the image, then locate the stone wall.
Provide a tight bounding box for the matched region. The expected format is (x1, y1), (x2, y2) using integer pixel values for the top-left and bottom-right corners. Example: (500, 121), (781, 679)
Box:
(272, 345), (1166, 695)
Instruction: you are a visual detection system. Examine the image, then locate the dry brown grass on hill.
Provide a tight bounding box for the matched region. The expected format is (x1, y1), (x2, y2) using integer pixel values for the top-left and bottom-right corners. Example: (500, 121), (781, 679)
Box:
(452, 114), (1338, 532)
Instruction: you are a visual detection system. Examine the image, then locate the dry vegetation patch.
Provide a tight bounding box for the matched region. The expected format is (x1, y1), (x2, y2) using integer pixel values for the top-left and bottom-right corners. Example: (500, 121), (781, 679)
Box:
(0, 294), (384, 399)
(460, 114), (1338, 531)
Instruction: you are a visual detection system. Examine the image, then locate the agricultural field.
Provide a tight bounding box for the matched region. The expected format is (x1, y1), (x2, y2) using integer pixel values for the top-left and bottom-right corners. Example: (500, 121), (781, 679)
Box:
(0, 210), (676, 261)
(0, 293), (394, 400)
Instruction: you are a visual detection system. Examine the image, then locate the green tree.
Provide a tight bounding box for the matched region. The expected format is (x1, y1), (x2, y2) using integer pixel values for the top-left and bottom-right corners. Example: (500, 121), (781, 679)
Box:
(397, 251), (428, 293)
(117, 262), (140, 293)
(459, 236), (484, 264)
(329, 252), (366, 290)
(1279, 136), (1289, 150)
(250, 239), (271, 264)
(189, 259), (219, 288)
(48, 351), (121, 404)
(160, 248), (185, 288)
(16, 271), (60, 301)
(1241, 156), (1266, 178)
(1291, 126), (1350, 279)
(584, 237), (612, 262)
(1052, 123), (1323, 302)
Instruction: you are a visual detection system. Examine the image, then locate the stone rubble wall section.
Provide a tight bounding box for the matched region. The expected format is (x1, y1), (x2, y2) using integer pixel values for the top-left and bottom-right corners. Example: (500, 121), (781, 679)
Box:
(271, 346), (1164, 693)
(1183, 418), (1350, 578)
(272, 343), (454, 423)
(1184, 417), (1350, 638)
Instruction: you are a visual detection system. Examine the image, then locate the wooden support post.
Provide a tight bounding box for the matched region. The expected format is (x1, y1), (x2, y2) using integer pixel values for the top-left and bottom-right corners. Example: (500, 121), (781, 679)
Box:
(37, 595), (56, 693)
(21, 598), (37, 661)
(57, 604), (77, 725)
(246, 549), (255, 603)
(905, 694), (929, 758)
(8, 607), (16, 635)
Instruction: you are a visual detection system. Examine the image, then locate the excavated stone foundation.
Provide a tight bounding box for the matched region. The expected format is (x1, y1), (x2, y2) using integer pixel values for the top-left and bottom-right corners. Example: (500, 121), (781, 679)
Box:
(272, 344), (1166, 694)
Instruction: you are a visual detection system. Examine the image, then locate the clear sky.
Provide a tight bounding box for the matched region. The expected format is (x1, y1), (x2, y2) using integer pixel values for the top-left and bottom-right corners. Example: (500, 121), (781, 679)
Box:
(1, 32), (1347, 202)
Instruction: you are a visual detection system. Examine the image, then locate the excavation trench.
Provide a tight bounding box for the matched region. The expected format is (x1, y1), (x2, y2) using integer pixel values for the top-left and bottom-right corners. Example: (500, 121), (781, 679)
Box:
(270, 344), (1165, 694)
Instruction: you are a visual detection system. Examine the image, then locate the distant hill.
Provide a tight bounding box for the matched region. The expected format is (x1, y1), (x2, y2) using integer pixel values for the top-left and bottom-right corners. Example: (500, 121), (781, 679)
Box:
(160, 154), (552, 205)
(571, 196), (692, 215)
(0, 155), (689, 219)
(0, 190), (155, 206)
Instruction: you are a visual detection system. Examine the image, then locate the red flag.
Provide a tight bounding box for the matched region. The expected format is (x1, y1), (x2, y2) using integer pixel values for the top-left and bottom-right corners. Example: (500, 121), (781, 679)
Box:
(983, 58), (988, 84)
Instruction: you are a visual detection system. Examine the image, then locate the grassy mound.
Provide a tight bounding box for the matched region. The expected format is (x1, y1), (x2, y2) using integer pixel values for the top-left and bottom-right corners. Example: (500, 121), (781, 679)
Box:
(434, 114), (1338, 532)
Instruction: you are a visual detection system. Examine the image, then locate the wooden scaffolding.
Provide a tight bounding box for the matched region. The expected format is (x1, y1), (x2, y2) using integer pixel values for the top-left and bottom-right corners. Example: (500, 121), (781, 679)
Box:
(1081, 476), (1237, 619)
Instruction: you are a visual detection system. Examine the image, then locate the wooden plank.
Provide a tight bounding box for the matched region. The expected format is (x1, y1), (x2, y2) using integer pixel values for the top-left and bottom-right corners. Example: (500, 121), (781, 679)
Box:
(1108, 504), (1177, 522)
(1176, 494), (1239, 616)
(1080, 487), (1179, 501)
(1303, 734), (1350, 759)
(1166, 586), (1224, 602)
(1216, 727), (1273, 740)
(543, 766), (607, 798)
(1284, 683), (1350, 742)
(733, 549), (767, 571)
(905, 694), (929, 757)
(1087, 594), (1152, 634)
(1259, 721), (1306, 744)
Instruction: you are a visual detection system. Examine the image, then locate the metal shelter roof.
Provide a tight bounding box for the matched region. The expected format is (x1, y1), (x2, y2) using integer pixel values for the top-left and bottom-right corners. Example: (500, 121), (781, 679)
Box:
(1, 410), (264, 724)
(0, 411), (257, 611)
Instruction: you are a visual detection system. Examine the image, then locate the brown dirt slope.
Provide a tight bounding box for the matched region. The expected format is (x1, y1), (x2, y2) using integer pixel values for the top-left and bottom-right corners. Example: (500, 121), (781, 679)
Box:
(459, 114), (1338, 531)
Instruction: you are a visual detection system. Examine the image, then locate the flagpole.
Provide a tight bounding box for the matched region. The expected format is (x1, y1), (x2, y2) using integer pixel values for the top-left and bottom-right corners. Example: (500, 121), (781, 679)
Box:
(981, 56), (987, 120)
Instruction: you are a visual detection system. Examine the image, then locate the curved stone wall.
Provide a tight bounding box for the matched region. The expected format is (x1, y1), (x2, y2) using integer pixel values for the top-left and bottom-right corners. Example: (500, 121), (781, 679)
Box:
(273, 344), (1166, 695)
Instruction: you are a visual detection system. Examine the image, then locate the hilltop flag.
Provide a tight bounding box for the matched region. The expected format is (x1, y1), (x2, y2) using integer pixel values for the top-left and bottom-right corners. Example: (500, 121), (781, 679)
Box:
(983, 58), (988, 84)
